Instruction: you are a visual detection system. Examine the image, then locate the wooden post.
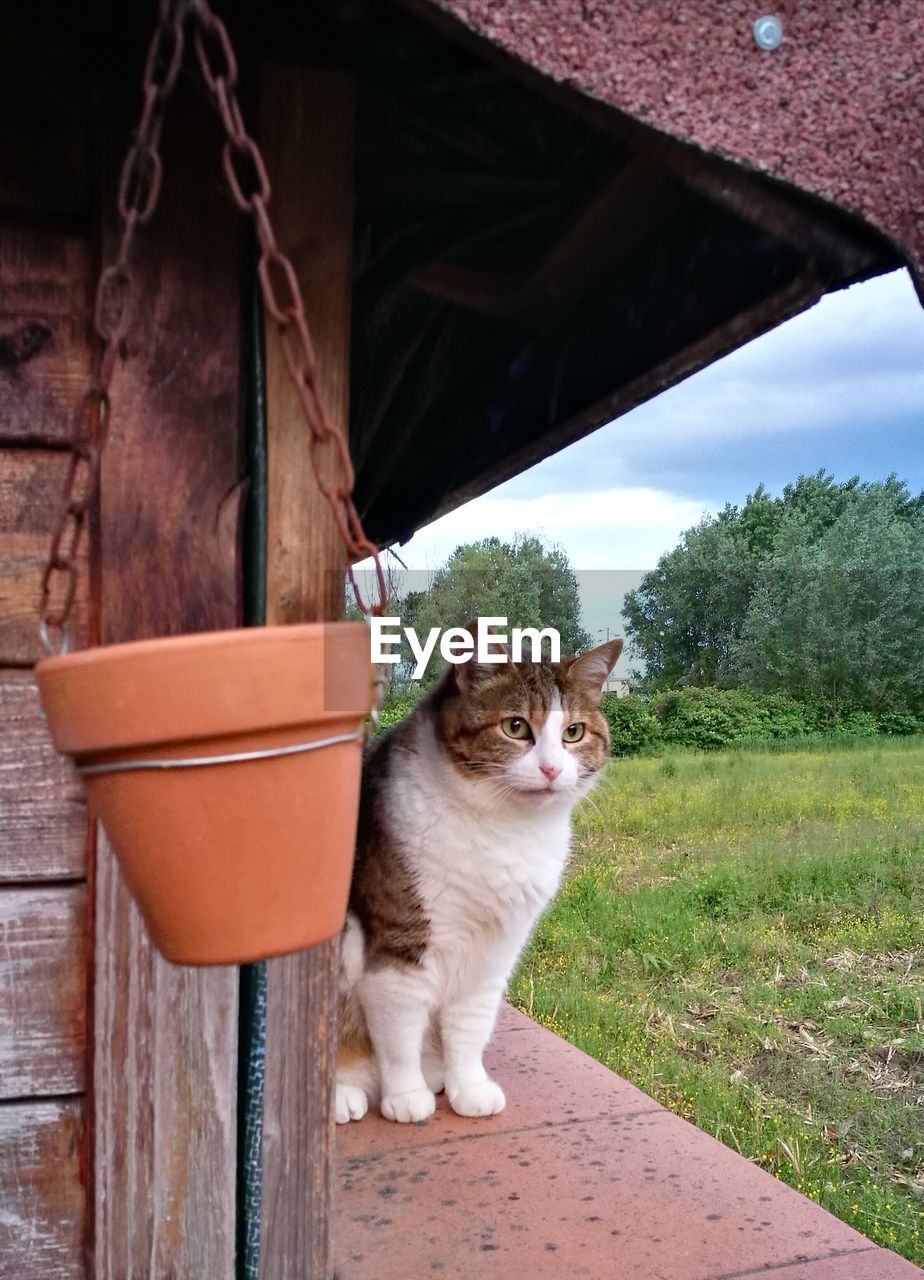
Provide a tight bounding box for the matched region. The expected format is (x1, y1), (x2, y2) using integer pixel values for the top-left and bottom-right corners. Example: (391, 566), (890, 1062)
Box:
(93, 79), (243, 1278)
(257, 69), (354, 1280)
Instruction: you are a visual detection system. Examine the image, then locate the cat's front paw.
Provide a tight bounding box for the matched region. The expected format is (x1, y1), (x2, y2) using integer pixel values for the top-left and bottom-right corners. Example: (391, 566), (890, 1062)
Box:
(380, 1088), (436, 1124)
(447, 1078), (506, 1118)
(335, 1083), (369, 1125)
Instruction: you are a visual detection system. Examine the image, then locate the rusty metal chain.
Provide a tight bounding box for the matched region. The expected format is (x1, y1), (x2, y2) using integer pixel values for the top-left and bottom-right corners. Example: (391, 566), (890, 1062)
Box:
(191, 0), (387, 617)
(39, 0), (386, 654)
(39, 0), (188, 654)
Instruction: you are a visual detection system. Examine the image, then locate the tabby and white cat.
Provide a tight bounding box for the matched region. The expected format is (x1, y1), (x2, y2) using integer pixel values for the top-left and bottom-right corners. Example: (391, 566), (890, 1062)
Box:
(335, 635), (623, 1125)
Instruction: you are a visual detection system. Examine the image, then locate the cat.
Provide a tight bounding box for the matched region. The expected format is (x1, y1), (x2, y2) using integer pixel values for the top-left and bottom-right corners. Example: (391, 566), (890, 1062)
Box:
(335, 633), (623, 1125)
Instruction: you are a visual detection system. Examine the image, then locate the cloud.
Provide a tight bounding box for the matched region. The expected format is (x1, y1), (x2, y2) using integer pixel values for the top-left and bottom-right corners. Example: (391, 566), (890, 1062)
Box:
(358, 269), (924, 581)
(501, 269), (924, 504)
(393, 485), (708, 572)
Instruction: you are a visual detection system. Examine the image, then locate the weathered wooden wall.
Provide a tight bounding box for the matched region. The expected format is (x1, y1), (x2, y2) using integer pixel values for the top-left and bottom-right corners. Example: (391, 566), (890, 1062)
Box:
(2, 16), (362, 1280)
(0, 28), (93, 1263)
(0, 1102), (87, 1275)
(0, 5), (245, 1275)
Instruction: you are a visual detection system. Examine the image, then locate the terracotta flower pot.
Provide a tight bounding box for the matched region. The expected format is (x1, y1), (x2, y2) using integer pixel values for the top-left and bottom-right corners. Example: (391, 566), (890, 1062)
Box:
(36, 622), (372, 965)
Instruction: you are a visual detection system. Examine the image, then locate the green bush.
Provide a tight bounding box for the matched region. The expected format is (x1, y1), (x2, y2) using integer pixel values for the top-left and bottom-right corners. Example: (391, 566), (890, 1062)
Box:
(653, 687), (759, 750)
(377, 683), (424, 731)
(600, 693), (662, 757)
(376, 678), (923, 752)
(651, 687), (817, 751)
(749, 691), (822, 738)
(831, 708), (878, 737)
(875, 708), (924, 736)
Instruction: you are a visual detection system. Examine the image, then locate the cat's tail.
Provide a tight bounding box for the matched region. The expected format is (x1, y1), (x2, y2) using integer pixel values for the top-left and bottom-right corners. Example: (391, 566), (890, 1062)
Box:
(336, 1012), (378, 1124)
(336, 924), (379, 1123)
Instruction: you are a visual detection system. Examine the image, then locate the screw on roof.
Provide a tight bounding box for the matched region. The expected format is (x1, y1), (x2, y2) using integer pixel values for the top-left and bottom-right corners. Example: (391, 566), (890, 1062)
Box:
(753, 15), (783, 51)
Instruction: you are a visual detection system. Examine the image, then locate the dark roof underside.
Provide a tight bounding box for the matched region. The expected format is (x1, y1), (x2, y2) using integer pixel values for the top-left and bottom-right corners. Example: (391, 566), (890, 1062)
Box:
(260, 1), (901, 549)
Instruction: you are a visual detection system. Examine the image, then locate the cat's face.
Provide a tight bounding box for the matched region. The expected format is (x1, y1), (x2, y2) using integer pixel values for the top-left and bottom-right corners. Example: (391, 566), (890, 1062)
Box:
(433, 638), (623, 808)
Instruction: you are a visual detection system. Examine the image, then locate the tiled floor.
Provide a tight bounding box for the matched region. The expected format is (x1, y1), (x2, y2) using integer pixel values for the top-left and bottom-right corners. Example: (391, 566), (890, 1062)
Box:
(334, 1005), (923, 1280)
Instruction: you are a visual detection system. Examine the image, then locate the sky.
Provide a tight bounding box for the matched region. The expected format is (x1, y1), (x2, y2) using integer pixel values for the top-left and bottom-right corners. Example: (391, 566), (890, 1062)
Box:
(362, 268), (924, 669)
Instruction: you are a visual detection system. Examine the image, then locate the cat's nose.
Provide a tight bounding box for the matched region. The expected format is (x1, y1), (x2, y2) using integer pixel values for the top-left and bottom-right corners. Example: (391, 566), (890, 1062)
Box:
(539, 763), (562, 781)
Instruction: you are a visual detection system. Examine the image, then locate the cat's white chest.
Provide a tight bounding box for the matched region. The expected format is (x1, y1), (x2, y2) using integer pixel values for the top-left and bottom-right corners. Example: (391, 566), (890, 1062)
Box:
(391, 753), (570, 983)
(428, 802), (566, 909)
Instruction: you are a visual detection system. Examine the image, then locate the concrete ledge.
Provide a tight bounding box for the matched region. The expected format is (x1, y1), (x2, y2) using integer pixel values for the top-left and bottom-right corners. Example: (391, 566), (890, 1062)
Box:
(334, 1005), (923, 1279)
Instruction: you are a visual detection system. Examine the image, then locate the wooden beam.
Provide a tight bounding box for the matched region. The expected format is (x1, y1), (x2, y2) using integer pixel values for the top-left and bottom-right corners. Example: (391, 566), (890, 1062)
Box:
(258, 66), (354, 1280)
(521, 157), (674, 313)
(93, 78), (242, 1279)
(411, 259), (527, 323)
(414, 157), (675, 326)
(530, 91), (882, 280)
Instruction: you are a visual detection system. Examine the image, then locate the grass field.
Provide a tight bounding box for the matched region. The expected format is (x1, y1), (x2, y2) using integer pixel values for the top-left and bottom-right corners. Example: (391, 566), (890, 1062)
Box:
(510, 737), (924, 1264)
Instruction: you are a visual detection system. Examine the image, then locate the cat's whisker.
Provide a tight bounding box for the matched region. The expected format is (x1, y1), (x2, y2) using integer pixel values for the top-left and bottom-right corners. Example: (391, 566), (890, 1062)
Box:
(474, 780), (525, 822)
(578, 791), (605, 825)
(473, 778), (520, 805)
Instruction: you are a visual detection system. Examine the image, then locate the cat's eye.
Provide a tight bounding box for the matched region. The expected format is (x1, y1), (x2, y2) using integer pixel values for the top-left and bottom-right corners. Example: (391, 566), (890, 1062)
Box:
(563, 722), (585, 743)
(501, 716), (531, 740)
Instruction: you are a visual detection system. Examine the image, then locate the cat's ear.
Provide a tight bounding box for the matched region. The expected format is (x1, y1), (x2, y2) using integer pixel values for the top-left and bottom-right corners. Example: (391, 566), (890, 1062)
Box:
(568, 638), (623, 694)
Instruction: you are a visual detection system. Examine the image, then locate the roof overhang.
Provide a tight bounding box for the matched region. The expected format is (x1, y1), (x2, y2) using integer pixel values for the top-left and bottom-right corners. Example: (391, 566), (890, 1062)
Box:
(259, 1), (913, 546)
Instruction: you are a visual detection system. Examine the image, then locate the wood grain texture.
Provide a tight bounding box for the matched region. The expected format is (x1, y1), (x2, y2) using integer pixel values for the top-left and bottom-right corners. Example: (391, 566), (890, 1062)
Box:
(259, 943), (339, 1280)
(0, 1099), (86, 1279)
(263, 68), (354, 627)
(0, 450), (89, 665)
(0, 230), (91, 444)
(0, 886), (87, 1099)
(0, 672), (86, 880)
(258, 68), (355, 1280)
(94, 835), (238, 1279)
(92, 76), (243, 1280)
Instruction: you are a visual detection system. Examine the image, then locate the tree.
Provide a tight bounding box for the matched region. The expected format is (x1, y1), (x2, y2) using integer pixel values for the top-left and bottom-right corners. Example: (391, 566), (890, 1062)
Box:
(731, 489), (924, 716)
(399, 535), (590, 684)
(624, 471), (924, 715)
(621, 515), (755, 689)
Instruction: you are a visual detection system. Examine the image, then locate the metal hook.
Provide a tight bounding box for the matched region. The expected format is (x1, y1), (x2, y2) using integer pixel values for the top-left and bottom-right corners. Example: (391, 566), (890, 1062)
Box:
(38, 619), (70, 658)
